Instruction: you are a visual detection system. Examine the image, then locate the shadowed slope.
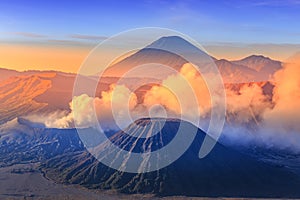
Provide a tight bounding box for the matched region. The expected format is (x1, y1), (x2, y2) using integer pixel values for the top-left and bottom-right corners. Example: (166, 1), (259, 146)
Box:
(41, 118), (300, 197)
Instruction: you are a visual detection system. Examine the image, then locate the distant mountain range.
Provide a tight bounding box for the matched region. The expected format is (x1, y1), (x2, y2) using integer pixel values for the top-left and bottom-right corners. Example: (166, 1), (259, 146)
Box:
(233, 54), (282, 73)
(0, 36), (282, 125)
(1, 117), (300, 197)
(103, 36), (282, 82)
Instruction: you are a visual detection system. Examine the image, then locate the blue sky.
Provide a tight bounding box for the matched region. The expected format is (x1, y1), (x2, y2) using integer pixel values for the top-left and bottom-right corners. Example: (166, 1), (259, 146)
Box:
(1, 0), (300, 44)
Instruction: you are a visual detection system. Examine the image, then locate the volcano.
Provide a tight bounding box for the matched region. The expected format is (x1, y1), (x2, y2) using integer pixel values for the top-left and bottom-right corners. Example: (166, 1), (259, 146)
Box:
(102, 36), (281, 83)
(40, 118), (300, 198)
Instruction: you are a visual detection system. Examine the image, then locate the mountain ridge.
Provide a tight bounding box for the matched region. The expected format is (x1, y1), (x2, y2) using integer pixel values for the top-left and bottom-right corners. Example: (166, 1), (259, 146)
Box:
(1, 116), (300, 197)
(102, 36), (282, 82)
(0, 36), (283, 125)
(39, 118), (300, 197)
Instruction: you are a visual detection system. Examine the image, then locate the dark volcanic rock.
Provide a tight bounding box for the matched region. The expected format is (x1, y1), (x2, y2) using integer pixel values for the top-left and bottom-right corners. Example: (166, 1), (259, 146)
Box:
(40, 118), (300, 198)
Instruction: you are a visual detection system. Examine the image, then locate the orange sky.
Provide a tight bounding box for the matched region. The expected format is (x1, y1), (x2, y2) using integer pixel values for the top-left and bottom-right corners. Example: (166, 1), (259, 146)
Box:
(0, 43), (91, 73)
(0, 42), (299, 74)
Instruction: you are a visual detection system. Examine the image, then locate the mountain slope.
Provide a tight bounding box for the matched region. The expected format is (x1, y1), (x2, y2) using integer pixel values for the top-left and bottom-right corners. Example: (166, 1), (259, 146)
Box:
(233, 55), (282, 71)
(0, 73), (54, 124)
(1, 117), (300, 197)
(102, 48), (187, 79)
(0, 68), (22, 81)
(102, 36), (209, 78)
(215, 59), (258, 83)
(103, 36), (282, 83)
(0, 69), (162, 125)
(41, 118), (300, 197)
(233, 55), (282, 81)
(0, 117), (85, 167)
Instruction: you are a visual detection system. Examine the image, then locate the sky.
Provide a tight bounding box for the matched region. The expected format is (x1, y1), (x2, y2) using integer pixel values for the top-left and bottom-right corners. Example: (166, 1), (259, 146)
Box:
(0, 0), (300, 73)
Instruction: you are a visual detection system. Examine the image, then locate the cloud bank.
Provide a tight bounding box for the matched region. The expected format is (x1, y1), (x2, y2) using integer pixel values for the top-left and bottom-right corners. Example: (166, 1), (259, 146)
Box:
(34, 84), (137, 131)
(30, 55), (300, 151)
